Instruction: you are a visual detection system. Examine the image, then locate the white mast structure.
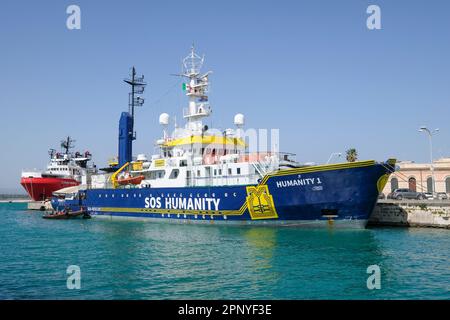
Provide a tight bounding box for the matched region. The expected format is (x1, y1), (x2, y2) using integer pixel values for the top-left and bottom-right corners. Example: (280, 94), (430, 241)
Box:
(182, 46), (212, 134)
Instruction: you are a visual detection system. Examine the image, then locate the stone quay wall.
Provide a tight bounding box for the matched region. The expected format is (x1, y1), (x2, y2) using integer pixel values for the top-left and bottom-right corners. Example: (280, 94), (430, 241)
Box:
(369, 200), (450, 229)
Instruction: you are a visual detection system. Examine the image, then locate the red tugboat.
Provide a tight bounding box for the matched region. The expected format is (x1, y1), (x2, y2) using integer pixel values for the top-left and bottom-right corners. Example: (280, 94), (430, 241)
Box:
(20, 137), (96, 201)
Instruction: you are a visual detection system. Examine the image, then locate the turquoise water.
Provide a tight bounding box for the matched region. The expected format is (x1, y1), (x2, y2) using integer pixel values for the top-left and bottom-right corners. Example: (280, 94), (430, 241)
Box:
(0, 203), (449, 300)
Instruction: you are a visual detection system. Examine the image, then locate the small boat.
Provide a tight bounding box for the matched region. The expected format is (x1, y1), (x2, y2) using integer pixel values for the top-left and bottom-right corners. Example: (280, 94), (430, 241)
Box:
(117, 175), (145, 185)
(43, 209), (90, 220)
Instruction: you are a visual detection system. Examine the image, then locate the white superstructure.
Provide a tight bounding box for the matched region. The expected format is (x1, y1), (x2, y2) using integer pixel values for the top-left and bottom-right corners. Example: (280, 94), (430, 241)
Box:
(22, 146), (95, 185)
(91, 47), (300, 189)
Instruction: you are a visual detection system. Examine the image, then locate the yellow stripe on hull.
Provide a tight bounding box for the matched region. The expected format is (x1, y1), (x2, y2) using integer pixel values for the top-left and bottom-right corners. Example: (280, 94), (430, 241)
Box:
(260, 160), (376, 184)
(97, 207), (244, 216)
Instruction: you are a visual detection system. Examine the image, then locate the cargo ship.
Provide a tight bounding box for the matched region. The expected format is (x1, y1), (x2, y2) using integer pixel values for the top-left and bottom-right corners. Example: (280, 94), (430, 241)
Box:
(52, 47), (396, 228)
(21, 137), (95, 201)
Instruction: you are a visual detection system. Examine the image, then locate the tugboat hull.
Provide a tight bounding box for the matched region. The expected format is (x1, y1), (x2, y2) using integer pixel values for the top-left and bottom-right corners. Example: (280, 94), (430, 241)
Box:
(21, 177), (79, 201)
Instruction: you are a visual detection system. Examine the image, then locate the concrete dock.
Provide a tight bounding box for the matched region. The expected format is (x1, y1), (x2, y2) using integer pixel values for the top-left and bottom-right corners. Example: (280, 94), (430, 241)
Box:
(369, 200), (450, 229)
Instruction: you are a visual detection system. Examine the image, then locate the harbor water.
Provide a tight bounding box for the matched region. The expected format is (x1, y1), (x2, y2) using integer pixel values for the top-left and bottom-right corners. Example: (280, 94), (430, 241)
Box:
(0, 203), (449, 300)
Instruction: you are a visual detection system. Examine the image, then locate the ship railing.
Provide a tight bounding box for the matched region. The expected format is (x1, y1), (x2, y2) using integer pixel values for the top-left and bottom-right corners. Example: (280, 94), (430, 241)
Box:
(182, 105), (211, 118)
(238, 151), (296, 163)
(252, 162), (268, 178)
(186, 173), (261, 187)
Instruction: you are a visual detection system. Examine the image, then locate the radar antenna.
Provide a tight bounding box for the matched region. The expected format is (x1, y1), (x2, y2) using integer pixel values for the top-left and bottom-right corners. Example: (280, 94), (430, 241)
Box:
(183, 45), (204, 76)
(60, 136), (75, 154)
(124, 67), (147, 124)
(48, 148), (56, 159)
(179, 46), (212, 133)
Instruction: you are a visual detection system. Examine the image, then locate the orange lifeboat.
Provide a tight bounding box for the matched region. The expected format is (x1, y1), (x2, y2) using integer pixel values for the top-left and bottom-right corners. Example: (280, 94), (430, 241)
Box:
(117, 175), (145, 185)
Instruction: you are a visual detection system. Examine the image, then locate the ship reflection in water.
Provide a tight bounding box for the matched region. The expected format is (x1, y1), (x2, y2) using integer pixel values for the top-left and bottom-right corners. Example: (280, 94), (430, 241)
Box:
(83, 220), (388, 299)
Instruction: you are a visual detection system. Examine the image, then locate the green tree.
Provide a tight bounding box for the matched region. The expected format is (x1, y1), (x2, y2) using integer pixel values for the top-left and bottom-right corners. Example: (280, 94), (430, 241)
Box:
(346, 148), (358, 162)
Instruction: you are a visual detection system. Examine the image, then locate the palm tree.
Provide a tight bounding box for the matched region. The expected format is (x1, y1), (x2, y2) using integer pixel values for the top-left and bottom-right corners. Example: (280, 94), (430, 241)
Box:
(346, 148), (358, 162)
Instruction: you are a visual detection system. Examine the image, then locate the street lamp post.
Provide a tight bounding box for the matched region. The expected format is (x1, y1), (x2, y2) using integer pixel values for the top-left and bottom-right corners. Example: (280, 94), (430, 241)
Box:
(326, 152), (342, 164)
(419, 126), (439, 196)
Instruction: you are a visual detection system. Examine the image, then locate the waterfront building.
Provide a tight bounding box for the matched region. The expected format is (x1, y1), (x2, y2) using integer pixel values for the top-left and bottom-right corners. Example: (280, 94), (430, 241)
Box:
(382, 158), (450, 196)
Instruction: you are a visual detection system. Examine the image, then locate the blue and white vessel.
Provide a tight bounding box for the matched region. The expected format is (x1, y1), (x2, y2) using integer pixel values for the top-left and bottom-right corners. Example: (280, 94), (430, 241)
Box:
(53, 47), (396, 228)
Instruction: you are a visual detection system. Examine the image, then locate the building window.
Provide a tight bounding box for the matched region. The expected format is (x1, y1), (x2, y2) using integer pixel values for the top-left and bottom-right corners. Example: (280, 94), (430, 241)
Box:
(427, 177), (433, 193)
(408, 177), (416, 192)
(237, 168), (241, 175)
(446, 177), (450, 193)
(391, 177), (398, 192)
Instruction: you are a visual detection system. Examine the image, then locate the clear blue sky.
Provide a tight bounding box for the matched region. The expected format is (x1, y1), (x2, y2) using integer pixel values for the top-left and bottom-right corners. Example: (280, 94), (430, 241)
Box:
(1, 0), (449, 193)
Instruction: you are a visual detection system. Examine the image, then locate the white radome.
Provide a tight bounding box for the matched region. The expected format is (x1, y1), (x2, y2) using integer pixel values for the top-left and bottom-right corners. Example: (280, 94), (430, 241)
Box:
(136, 154), (147, 162)
(224, 128), (235, 136)
(234, 113), (245, 127)
(159, 113), (170, 126)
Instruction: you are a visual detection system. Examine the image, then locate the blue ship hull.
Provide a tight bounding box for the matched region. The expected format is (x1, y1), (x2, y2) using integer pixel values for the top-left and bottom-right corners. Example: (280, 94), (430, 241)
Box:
(52, 160), (395, 228)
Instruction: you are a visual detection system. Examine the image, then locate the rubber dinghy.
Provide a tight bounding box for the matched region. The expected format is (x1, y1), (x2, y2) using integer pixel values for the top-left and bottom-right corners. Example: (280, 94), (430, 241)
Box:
(43, 209), (90, 220)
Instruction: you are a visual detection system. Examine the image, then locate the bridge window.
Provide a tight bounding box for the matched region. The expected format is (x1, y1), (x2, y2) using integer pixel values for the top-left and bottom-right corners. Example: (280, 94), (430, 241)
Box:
(149, 170), (166, 180)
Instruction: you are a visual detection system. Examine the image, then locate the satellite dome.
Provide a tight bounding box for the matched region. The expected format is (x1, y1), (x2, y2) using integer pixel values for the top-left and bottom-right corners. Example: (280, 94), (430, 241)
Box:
(136, 154), (147, 162)
(234, 113), (245, 126)
(159, 113), (170, 125)
(224, 128), (235, 136)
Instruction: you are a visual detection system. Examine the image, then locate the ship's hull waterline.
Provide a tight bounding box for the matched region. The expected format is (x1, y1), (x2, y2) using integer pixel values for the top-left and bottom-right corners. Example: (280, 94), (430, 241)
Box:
(91, 214), (368, 228)
(55, 160), (395, 228)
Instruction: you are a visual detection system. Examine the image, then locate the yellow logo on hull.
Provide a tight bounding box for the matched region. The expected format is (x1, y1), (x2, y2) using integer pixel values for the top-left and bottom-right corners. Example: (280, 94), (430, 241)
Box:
(246, 185), (278, 220)
(377, 174), (389, 193)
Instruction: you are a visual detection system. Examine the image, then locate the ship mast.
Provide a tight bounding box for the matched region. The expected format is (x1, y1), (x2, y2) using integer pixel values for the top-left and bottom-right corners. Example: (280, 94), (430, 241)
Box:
(115, 67), (147, 168)
(60, 136), (75, 155)
(182, 46), (212, 134)
(124, 67), (147, 136)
